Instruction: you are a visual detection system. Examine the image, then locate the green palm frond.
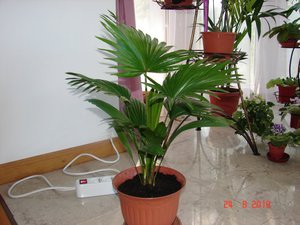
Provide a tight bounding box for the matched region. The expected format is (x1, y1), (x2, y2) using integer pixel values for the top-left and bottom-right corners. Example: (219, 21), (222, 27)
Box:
(97, 13), (193, 77)
(168, 115), (230, 145)
(146, 90), (163, 131)
(149, 61), (233, 99)
(66, 72), (131, 102)
(87, 99), (130, 126)
(168, 99), (218, 120)
(124, 99), (147, 128)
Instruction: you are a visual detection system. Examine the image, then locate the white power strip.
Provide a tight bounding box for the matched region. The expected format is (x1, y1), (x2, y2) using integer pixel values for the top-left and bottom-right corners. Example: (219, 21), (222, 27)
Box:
(75, 175), (116, 198)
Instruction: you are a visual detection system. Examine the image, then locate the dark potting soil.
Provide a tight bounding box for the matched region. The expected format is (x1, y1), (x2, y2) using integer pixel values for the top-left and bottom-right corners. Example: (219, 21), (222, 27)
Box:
(118, 172), (182, 198)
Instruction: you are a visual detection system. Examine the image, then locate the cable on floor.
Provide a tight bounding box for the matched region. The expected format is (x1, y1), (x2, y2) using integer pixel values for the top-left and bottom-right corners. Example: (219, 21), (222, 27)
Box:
(7, 137), (120, 198)
(7, 175), (75, 199)
(62, 137), (120, 176)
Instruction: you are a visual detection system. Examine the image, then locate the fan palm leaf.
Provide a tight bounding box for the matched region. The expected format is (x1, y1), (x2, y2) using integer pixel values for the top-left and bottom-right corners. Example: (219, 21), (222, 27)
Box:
(66, 72), (131, 102)
(97, 12), (193, 77)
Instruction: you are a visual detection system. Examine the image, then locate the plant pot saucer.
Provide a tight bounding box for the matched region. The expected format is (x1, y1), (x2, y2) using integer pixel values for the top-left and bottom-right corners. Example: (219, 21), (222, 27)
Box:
(123, 216), (182, 225)
(267, 152), (290, 163)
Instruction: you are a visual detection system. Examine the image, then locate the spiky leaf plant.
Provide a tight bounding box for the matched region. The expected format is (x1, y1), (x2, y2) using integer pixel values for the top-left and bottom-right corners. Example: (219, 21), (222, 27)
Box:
(67, 13), (233, 187)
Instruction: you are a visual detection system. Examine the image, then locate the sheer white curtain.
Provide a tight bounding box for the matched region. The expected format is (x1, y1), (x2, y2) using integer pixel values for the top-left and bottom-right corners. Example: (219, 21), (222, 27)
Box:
(165, 10), (195, 50)
(135, 1), (195, 49)
(134, 0), (195, 88)
(252, 0), (288, 101)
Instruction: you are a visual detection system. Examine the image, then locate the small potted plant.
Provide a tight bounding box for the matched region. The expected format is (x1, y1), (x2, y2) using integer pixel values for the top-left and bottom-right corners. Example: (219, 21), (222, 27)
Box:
(266, 77), (298, 103)
(263, 124), (300, 162)
(233, 94), (275, 137)
(280, 97), (300, 128)
(264, 17), (300, 48)
(202, 0), (285, 54)
(67, 13), (232, 225)
(230, 94), (274, 154)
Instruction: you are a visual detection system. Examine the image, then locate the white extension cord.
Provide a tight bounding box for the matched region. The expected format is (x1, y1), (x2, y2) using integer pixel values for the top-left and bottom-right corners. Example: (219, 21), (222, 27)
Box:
(7, 175), (76, 198)
(8, 137), (120, 199)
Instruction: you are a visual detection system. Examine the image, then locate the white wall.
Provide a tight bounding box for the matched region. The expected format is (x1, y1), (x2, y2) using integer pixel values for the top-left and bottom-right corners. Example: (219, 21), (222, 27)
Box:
(0, 0), (116, 163)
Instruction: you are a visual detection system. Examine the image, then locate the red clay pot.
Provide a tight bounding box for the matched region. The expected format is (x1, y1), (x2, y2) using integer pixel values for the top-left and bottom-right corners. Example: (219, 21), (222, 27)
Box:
(202, 32), (236, 55)
(290, 113), (300, 129)
(277, 85), (297, 103)
(268, 143), (286, 160)
(280, 39), (299, 48)
(112, 166), (186, 225)
(164, 0), (193, 7)
(209, 89), (240, 116)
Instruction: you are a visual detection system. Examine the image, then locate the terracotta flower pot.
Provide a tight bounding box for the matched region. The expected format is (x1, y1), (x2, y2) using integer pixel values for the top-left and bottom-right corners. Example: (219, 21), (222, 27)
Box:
(267, 143), (286, 160)
(202, 32), (236, 55)
(164, 0), (193, 7)
(209, 89), (240, 116)
(290, 113), (300, 129)
(280, 39), (299, 48)
(277, 85), (297, 103)
(112, 166), (186, 225)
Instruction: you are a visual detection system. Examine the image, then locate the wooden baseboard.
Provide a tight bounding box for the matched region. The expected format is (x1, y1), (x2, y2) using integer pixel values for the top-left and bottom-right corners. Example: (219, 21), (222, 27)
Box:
(0, 138), (125, 185)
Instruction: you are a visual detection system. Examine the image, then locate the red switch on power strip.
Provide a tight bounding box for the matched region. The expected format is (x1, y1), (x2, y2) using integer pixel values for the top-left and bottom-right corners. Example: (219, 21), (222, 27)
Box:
(76, 176), (116, 198)
(79, 179), (88, 184)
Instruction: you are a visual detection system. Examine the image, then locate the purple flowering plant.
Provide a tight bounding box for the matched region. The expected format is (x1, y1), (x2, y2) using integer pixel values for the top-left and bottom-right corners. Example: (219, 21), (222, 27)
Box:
(272, 124), (286, 134)
(263, 123), (296, 147)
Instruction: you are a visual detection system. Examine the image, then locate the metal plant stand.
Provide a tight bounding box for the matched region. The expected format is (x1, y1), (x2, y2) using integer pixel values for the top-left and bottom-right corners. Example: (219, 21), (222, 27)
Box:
(153, 0), (259, 155)
(192, 51), (260, 155)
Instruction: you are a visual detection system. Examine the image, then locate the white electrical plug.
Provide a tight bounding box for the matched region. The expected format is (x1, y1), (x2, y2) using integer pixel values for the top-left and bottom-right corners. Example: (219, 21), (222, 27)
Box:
(75, 175), (116, 198)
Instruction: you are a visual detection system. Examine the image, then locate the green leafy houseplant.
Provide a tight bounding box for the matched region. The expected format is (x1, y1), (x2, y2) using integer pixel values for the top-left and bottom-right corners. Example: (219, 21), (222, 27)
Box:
(263, 123), (300, 146)
(263, 2), (300, 48)
(263, 18), (300, 43)
(266, 77), (298, 88)
(280, 98), (300, 118)
(266, 77), (298, 103)
(280, 97), (300, 128)
(66, 13), (233, 189)
(233, 95), (275, 137)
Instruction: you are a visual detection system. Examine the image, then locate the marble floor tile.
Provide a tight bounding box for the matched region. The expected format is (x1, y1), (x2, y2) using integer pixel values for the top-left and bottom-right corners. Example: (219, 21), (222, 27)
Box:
(1, 124), (300, 225)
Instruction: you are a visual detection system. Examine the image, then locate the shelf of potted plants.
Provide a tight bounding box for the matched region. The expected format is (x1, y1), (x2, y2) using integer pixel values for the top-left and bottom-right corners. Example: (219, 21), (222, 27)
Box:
(264, 2), (300, 104)
(197, 1), (300, 156)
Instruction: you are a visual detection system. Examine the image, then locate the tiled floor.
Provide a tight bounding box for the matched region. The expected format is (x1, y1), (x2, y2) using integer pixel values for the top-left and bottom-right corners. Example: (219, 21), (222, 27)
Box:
(1, 118), (300, 225)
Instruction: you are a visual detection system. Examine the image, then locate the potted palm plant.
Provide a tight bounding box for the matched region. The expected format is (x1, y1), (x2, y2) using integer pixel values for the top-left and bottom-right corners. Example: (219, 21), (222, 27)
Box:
(67, 13), (232, 225)
(202, 0), (284, 54)
(266, 77), (298, 103)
